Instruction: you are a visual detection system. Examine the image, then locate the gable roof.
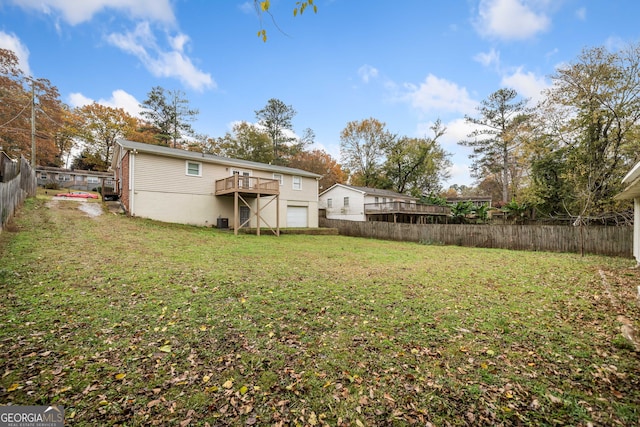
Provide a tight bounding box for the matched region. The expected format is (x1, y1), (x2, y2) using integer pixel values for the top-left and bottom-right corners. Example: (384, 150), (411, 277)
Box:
(319, 183), (416, 200)
(616, 160), (640, 200)
(114, 139), (321, 179)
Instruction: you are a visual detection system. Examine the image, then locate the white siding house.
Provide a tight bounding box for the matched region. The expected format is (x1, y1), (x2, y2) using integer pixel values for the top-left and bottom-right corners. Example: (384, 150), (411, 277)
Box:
(112, 140), (320, 232)
(616, 161), (640, 266)
(319, 184), (417, 221)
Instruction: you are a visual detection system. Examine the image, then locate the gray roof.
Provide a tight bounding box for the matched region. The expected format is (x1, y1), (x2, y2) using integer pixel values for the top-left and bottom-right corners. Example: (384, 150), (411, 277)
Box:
(116, 139), (321, 179)
(616, 160), (640, 200)
(322, 183), (416, 200)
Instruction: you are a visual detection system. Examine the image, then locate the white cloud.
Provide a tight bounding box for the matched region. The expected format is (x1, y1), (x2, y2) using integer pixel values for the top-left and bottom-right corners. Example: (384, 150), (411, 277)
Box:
(575, 7), (586, 21)
(227, 120), (300, 143)
(68, 92), (94, 108)
(68, 89), (142, 117)
(169, 33), (190, 52)
(475, 0), (550, 40)
(238, 2), (256, 14)
(358, 64), (379, 83)
(545, 48), (558, 60)
(0, 31), (31, 75)
(500, 67), (549, 104)
(474, 48), (501, 69)
(107, 21), (156, 57)
(401, 74), (478, 116)
(9, 0), (213, 92)
(104, 89), (142, 117)
(605, 36), (627, 53)
(11, 0), (175, 25)
(107, 22), (215, 91)
(445, 163), (473, 186)
(417, 117), (478, 146)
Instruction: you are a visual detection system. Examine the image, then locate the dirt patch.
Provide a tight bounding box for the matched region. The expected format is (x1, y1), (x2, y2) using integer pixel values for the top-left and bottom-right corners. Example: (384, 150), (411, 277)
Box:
(78, 202), (104, 218)
(47, 198), (104, 218)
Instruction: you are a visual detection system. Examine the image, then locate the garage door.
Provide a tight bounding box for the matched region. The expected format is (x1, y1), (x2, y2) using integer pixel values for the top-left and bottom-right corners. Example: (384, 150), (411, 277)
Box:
(287, 206), (308, 227)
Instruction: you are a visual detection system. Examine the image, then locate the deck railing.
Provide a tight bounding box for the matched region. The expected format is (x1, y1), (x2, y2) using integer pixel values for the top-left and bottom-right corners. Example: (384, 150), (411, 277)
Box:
(364, 201), (450, 215)
(215, 176), (279, 194)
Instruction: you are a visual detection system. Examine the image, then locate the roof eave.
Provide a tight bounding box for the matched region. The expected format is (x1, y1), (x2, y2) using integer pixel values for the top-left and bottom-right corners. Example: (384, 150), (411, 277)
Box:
(116, 139), (321, 178)
(615, 175), (640, 200)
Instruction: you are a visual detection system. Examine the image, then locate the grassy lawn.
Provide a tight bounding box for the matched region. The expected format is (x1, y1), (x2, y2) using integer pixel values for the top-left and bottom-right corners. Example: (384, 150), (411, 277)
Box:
(1, 194), (639, 426)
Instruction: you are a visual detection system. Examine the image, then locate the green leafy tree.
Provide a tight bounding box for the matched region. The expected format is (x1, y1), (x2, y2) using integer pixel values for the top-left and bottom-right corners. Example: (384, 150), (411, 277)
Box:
(502, 199), (529, 223)
(383, 120), (451, 196)
(521, 130), (572, 217)
(450, 201), (474, 224)
(211, 121), (274, 164)
(71, 148), (106, 171)
(473, 203), (490, 223)
(74, 103), (138, 171)
(420, 193), (448, 206)
(140, 86), (198, 148)
(0, 48), (65, 166)
(255, 0), (318, 42)
(288, 149), (348, 192)
(459, 88), (530, 204)
(53, 106), (80, 168)
(541, 43), (640, 214)
(255, 98), (297, 164)
(340, 118), (395, 187)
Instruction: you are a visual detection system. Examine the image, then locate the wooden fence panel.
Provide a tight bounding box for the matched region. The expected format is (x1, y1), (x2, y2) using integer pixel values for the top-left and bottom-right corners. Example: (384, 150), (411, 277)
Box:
(0, 157), (36, 232)
(320, 218), (633, 258)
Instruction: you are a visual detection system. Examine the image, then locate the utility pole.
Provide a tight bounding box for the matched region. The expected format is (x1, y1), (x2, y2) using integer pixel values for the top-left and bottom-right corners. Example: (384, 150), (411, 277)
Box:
(30, 78), (36, 167)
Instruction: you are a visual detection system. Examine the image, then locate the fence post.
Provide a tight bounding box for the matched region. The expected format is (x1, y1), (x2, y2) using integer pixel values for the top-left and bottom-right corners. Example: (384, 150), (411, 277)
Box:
(0, 155), (37, 232)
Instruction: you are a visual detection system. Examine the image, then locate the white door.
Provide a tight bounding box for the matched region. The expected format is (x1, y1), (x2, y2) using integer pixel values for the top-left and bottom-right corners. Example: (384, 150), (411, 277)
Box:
(287, 206), (308, 227)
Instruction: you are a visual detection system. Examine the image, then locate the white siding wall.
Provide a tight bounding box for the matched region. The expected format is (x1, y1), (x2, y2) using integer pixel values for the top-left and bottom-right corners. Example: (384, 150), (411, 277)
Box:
(130, 152), (318, 228)
(270, 173), (319, 228)
(635, 198), (640, 264)
(319, 187), (366, 221)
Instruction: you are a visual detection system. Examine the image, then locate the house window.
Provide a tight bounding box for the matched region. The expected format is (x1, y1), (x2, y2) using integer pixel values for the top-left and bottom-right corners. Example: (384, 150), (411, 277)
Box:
(344, 197), (350, 207)
(186, 161), (202, 177)
(273, 173), (283, 185)
(327, 198), (333, 208)
(58, 174), (71, 182)
(75, 175), (84, 182)
(292, 176), (302, 190)
(375, 197), (379, 204)
(233, 170), (250, 187)
(87, 176), (100, 184)
(40, 173), (47, 179)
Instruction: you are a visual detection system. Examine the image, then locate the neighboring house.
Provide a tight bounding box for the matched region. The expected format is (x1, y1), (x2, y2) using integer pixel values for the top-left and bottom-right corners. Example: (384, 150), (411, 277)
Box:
(111, 139), (320, 234)
(319, 184), (449, 223)
(446, 196), (493, 208)
(36, 166), (115, 192)
(616, 161), (640, 266)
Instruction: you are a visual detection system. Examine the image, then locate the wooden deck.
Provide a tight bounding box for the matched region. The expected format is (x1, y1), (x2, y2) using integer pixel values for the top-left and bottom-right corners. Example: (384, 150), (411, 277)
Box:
(215, 176), (279, 196)
(364, 202), (450, 216)
(214, 175), (280, 236)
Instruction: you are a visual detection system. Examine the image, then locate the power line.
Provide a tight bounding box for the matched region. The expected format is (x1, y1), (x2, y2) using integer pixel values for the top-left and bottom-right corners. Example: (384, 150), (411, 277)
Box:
(38, 106), (65, 128)
(0, 100), (31, 128)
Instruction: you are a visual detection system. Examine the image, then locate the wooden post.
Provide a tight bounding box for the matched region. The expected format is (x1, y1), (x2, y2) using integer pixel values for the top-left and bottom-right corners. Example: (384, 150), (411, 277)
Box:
(233, 184), (240, 236)
(256, 192), (261, 236)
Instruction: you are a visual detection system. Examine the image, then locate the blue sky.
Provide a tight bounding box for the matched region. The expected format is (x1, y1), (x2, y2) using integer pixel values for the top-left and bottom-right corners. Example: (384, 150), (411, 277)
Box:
(1, 0), (638, 187)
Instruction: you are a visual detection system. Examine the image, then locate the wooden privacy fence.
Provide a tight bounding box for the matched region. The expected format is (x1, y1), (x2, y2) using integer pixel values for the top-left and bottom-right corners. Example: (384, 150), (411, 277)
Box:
(0, 156), (36, 232)
(320, 218), (633, 258)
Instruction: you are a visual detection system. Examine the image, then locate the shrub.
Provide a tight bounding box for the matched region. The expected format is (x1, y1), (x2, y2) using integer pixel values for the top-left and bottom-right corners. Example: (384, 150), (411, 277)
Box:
(44, 181), (60, 190)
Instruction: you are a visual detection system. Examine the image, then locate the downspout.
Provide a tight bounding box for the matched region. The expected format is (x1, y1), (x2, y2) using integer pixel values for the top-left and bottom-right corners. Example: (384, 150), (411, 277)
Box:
(129, 149), (136, 216)
(635, 198), (640, 266)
